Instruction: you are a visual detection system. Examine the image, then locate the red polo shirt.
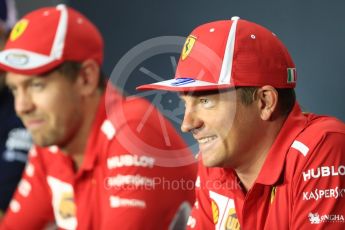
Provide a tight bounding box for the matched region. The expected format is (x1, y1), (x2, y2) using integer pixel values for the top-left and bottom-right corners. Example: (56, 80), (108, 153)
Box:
(187, 103), (345, 230)
(0, 87), (197, 230)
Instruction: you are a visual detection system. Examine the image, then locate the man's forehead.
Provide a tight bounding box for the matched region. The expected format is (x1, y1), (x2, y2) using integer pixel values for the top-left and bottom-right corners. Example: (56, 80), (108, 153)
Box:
(5, 72), (41, 85)
(179, 88), (235, 98)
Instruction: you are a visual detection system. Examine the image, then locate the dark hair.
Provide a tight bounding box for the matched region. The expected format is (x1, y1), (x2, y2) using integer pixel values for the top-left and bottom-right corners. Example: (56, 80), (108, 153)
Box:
(53, 61), (106, 91)
(236, 86), (296, 116)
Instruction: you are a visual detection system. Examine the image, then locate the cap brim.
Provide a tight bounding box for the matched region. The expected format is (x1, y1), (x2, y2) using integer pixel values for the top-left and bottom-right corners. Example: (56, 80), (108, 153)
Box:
(137, 79), (233, 92)
(0, 49), (63, 75)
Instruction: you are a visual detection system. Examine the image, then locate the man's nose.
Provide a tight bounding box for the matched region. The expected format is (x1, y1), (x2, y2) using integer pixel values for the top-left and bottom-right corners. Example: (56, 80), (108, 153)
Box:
(181, 105), (203, 133)
(15, 89), (34, 116)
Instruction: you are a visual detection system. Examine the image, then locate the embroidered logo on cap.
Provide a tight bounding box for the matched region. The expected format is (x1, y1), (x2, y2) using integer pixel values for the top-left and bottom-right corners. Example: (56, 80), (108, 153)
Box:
(170, 78), (196, 86)
(10, 19), (29, 41)
(181, 35), (196, 60)
(5, 53), (29, 66)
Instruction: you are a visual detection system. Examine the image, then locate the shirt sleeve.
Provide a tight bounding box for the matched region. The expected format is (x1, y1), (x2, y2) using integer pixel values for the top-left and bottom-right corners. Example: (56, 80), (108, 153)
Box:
(187, 160), (215, 229)
(0, 147), (54, 230)
(291, 132), (345, 229)
(101, 104), (197, 230)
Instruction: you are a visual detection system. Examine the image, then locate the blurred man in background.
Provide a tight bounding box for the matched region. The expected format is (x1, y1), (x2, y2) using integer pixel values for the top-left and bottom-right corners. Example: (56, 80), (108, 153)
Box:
(0, 4), (196, 229)
(0, 0), (31, 219)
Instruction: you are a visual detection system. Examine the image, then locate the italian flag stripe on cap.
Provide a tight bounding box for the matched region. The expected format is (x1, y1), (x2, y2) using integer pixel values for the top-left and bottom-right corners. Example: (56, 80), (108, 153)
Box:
(287, 68), (296, 83)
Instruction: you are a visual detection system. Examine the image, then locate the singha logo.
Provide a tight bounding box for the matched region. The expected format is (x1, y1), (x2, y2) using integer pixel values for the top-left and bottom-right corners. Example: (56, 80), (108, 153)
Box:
(308, 212), (320, 224)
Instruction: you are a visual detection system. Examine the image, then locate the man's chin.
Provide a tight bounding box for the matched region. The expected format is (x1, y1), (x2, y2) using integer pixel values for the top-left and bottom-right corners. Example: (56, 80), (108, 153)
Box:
(200, 151), (224, 167)
(31, 135), (54, 147)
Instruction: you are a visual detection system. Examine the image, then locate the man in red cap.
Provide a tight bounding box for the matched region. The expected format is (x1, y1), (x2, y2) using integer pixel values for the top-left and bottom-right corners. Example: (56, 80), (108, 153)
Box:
(0, 4), (197, 229)
(138, 17), (345, 229)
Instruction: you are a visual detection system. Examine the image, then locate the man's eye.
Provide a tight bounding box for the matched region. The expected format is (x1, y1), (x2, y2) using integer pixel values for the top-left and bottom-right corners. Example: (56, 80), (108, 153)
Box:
(199, 98), (214, 108)
(30, 82), (44, 90)
(199, 98), (209, 104)
(8, 86), (17, 95)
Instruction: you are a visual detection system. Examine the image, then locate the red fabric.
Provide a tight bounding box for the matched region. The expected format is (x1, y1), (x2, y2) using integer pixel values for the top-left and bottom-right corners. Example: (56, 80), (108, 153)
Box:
(187, 103), (345, 230)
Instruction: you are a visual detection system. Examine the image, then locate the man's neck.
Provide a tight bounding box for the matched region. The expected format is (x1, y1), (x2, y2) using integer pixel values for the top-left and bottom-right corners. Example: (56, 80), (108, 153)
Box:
(234, 117), (286, 192)
(61, 91), (102, 170)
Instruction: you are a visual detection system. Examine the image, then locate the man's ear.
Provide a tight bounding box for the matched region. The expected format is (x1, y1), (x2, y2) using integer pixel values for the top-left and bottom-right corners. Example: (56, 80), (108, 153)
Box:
(256, 85), (279, 121)
(75, 59), (100, 96)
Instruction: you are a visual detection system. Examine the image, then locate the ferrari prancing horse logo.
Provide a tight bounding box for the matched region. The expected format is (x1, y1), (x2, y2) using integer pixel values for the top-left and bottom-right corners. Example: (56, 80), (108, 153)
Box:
(181, 35), (196, 60)
(10, 19), (29, 41)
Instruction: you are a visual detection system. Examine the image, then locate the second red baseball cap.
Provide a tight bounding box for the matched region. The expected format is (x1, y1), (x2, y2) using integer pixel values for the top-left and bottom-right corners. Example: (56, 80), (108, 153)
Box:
(0, 4), (103, 75)
(137, 17), (296, 92)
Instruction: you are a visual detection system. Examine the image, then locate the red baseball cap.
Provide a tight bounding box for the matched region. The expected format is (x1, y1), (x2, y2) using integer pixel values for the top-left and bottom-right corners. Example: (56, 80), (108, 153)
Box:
(137, 17), (296, 92)
(0, 4), (103, 75)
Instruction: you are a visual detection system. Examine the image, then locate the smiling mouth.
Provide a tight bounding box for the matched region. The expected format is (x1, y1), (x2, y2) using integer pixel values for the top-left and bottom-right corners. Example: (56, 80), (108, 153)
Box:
(197, 136), (217, 144)
(24, 119), (45, 130)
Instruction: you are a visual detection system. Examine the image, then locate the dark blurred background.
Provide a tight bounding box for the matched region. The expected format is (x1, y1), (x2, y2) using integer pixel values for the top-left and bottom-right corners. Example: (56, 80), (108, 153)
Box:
(17, 0), (345, 152)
